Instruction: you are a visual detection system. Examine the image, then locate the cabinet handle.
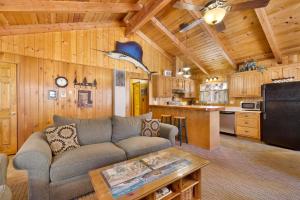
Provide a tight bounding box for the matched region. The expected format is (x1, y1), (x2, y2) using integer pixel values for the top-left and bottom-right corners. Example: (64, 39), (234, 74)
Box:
(244, 122), (248, 124)
(245, 130), (249, 133)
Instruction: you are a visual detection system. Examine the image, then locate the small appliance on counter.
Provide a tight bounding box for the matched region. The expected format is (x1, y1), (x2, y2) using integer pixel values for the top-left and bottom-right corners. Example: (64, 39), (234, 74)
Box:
(240, 101), (262, 111)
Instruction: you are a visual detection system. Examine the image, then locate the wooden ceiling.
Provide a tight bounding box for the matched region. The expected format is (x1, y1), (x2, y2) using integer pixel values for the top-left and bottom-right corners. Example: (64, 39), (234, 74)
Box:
(0, 0), (299, 74)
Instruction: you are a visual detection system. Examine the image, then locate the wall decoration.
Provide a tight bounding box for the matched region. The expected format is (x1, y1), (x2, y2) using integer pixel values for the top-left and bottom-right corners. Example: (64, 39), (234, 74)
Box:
(55, 76), (68, 88)
(94, 41), (156, 78)
(74, 76), (97, 88)
(116, 70), (125, 87)
(238, 60), (266, 73)
(48, 90), (57, 100)
(77, 90), (93, 108)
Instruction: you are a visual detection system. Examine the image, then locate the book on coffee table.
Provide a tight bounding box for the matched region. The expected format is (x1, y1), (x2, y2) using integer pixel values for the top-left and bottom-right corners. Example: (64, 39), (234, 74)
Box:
(102, 160), (151, 188)
(141, 151), (182, 170)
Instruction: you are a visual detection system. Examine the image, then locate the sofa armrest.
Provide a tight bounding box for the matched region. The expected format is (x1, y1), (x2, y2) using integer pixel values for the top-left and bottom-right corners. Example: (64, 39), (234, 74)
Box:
(13, 132), (52, 171)
(159, 123), (178, 146)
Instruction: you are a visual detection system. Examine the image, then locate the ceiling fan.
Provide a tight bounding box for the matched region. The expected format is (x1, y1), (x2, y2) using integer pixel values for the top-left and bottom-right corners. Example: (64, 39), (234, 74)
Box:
(174, 0), (270, 33)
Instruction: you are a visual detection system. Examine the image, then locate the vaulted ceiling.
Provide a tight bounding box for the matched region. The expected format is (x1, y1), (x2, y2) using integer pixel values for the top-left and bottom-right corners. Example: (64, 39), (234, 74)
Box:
(0, 0), (299, 75)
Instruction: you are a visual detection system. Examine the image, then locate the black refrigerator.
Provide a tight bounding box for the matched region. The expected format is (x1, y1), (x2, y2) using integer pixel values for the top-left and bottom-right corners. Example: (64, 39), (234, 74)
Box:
(262, 82), (300, 150)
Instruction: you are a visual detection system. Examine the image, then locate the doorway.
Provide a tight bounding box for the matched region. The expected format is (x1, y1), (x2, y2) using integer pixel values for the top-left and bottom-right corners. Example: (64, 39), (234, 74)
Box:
(0, 62), (17, 155)
(130, 79), (149, 116)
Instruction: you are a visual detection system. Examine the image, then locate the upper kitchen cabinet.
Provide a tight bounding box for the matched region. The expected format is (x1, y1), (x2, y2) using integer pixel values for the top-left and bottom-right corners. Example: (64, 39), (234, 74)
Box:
(263, 65), (300, 83)
(152, 75), (172, 98)
(172, 77), (184, 90)
(230, 71), (262, 98)
(184, 79), (197, 98)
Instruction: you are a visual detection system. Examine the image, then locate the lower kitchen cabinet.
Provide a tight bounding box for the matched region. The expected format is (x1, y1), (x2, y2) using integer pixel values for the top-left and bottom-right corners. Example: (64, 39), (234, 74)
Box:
(235, 112), (261, 139)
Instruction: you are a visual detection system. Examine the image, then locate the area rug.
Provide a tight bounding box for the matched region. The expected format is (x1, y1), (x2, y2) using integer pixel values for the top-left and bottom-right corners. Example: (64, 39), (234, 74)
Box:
(7, 135), (300, 200)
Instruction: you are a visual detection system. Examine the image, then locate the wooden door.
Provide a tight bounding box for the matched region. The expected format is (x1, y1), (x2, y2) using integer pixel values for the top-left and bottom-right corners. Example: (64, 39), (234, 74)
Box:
(263, 67), (282, 83)
(0, 63), (17, 155)
(132, 82), (141, 116)
(229, 73), (244, 97)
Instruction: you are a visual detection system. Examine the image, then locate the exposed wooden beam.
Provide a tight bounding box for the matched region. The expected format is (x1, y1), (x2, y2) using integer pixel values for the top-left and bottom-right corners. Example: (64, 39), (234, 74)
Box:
(255, 8), (282, 64)
(0, 0), (142, 13)
(184, 0), (236, 69)
(125, 0), (173, 36)
(0, 21), (125, 36)
(136, 31), (174, 63)
(150, 17), (209, 75)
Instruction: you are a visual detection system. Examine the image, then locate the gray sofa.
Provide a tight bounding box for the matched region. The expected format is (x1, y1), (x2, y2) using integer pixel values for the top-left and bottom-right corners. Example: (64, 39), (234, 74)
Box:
(13, 114), (178, 200)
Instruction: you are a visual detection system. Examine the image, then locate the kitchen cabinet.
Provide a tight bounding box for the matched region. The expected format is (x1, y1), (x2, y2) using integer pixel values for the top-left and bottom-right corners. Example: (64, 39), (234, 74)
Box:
(153, 75), (196, 98)
(263, 65), (300, 83)
(172, 77), (184, 90)
(152, 75), (173, 98)
(230, 71), (262, 97)
(184, 79), (196, 98)
(235, 112), (261, 139)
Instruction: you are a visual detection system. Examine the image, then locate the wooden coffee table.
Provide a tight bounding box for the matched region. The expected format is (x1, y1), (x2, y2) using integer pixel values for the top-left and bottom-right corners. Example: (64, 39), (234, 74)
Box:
(89, 147), (209, 200)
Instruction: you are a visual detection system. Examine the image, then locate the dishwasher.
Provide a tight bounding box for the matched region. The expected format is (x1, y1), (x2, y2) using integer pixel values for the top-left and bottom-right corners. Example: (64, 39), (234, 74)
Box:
(220, 111), (236, 135)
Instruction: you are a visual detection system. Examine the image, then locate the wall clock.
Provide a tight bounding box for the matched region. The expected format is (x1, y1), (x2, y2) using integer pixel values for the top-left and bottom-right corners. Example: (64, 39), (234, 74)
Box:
(55, 76), (68, 88)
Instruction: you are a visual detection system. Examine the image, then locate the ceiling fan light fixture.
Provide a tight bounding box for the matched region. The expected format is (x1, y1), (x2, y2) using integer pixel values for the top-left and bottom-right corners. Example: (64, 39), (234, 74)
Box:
(203, 7), (226, 25)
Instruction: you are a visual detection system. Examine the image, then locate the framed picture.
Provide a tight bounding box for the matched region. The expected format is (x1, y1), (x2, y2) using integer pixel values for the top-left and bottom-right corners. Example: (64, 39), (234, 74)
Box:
(115, 70), (125, 87)
(78, 90), (93, 108)
(48, 90), (57, 100)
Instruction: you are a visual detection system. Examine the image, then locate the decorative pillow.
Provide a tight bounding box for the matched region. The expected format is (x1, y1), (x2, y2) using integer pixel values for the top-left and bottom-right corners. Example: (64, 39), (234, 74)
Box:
(141, 119), (160, 137)
(44, 123), (80, 156)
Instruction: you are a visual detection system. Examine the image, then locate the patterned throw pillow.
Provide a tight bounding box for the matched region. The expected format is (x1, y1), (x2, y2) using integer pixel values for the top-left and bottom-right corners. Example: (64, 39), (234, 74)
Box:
(141, 119), (160, 137)
(44, 123), (80, 156)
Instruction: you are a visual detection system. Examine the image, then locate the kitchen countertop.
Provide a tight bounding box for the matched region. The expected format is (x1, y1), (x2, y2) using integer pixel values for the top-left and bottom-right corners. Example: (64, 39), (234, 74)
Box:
(149, 104), (225, 112)
(225, 106), (262, 113)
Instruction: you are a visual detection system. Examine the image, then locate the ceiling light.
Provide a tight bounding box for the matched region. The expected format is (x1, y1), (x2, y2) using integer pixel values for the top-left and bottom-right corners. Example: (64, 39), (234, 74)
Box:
(203, 7), (226, 25)
(182, 66), (190, 71)
(177, 68), (183, 75)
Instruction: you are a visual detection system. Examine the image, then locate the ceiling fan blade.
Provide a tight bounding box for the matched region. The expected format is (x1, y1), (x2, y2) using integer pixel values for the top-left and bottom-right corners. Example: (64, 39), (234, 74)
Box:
(230, 0), (270, 11)
(215, 21), (226, 32)
(179, 18), (205, 33)
(173, 1), (204, 11)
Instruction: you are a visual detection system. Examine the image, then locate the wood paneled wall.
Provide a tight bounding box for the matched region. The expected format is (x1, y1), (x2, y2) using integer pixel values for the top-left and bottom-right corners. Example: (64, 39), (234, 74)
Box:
(0, 27), (174, 149)
(0, 54), (113, 148)
(0, 27), (173, 74)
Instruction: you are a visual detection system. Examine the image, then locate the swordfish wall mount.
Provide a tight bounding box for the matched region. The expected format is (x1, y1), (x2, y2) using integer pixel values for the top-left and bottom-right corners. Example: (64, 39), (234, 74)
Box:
(93, 41), (157, 79)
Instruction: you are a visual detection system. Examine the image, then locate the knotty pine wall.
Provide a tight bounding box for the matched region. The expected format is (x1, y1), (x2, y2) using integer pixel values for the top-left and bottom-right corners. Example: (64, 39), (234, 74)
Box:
(0, 28), (174, 148)
(0, 27), (173, 73)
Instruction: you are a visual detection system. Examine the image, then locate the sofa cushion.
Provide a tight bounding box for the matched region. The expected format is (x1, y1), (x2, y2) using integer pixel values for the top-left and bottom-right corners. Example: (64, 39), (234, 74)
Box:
(50, 142), (126, 182)
(44, 123), (80, 156)
(112, 112), (152, 143)
(115, 136), (171, 159)
(53, 115), (112, 145)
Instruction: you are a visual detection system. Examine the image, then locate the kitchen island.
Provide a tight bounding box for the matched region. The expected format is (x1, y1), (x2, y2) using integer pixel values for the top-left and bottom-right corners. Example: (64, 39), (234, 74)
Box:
(150, 105), (225, 150)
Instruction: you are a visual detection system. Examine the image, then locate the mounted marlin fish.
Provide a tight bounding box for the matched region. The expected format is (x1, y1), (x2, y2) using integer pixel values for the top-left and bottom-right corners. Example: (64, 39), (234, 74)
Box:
(93, 41), (156, 79)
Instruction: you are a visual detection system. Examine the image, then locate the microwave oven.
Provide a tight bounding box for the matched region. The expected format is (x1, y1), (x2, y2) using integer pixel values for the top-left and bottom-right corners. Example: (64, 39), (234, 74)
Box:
(240, 101), (262, 111)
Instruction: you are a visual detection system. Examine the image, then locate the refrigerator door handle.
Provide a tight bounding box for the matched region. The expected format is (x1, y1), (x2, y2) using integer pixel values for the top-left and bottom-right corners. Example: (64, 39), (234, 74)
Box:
(262, 85), (267, 120)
